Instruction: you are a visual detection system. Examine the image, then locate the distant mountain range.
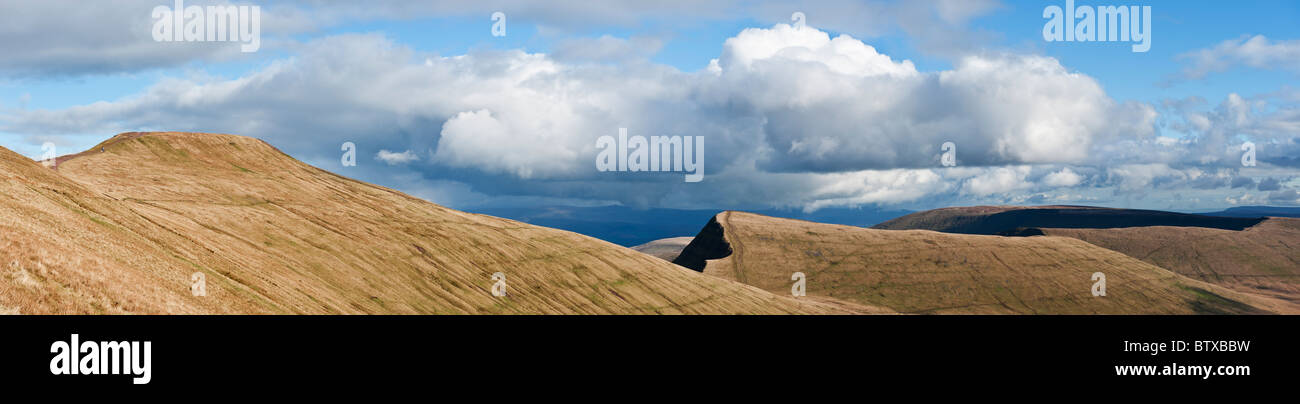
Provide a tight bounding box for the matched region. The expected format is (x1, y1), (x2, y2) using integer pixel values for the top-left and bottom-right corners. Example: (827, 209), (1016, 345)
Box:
(1202, 206), (1300, 218)
(873, 205), (1267, 235)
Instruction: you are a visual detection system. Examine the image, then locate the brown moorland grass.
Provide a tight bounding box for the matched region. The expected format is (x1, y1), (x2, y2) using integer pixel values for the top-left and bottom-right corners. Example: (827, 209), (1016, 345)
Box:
(871, 205), (1300, 307)
(1045, 220), (1300, 305)
(686, 211), (1298, 314)
(1, 132), (877, 314)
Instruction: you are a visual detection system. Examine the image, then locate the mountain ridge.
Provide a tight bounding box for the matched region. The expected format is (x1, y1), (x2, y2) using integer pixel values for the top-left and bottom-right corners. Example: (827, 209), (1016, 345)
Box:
(2, 131), (859, 314)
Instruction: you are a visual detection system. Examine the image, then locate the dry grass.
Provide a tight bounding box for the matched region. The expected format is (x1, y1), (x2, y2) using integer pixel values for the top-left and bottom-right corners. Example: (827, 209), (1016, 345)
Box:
(1046, 220), (1300, 306)
(1, 132), (861, 314)
(693, 211), (1296, 314)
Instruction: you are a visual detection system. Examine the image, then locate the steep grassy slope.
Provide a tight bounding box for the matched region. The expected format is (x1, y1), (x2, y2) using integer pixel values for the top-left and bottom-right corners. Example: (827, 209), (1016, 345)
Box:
(682, 211), (1298, 314)
(0, 145), (253, 314)
(3, 132), (860, 314)
(1045, 220), (1300, 304)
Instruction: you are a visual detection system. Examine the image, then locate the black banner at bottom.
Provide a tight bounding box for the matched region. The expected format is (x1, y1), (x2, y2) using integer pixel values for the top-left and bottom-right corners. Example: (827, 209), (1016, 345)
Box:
(1, 315), (1291, 391)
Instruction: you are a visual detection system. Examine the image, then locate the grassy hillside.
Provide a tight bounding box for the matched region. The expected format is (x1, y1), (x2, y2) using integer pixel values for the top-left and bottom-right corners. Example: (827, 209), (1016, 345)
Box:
(683, 211), (1297, 314)
(0, 142), (239, 314)
(869, 204), (1300, 308)
(1046, 220), (1300, 304)
(2, 132), (859, 314)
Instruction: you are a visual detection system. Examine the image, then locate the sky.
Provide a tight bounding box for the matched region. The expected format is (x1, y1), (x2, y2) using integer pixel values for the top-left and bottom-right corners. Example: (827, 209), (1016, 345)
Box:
(0, 0), (1298, 212)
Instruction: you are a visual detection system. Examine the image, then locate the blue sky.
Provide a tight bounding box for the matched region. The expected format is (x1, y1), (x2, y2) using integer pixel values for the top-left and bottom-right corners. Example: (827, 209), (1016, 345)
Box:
(1, 0), (1298, 212)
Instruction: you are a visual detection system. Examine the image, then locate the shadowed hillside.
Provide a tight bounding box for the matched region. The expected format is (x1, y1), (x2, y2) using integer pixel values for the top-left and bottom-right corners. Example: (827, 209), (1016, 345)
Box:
(678, 211), (1297, 314)
(873, 205), (1264, 234)
(1, 132), (861, 314)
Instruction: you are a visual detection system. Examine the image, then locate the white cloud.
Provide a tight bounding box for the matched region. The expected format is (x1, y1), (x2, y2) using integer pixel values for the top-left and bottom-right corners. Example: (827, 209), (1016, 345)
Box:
(376, 149), (419, 165)
(1156, 91), (1300, 168)
(1175, 35), (1300, 80)
(962, 166), (1032, 196)
(1154, 136), (1181, 147)
(799, 169), (948, 212)
(720, 24), (918, 78)
(747, 0), (1004, 57)
(1102, 164), (1251, 193)
(551, 35), (664, 63)
(1043, 167), (1084, 187)
(434, 109), (584, 178)
(721, 25), (1152, 171)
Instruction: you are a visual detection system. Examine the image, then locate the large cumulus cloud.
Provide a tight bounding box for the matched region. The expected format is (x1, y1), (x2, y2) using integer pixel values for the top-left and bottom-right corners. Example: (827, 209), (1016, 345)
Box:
(713, 25), (1154, 172)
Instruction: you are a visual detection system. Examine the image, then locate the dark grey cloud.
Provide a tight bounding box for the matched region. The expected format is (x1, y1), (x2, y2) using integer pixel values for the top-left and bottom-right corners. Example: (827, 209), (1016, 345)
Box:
(1269, 188), (1299, 205)
(1, 0), (1005, 78)
(1259, 177), (1283, 191)
(1230, 176), (1256, 189)
(0, 0), (260, 77)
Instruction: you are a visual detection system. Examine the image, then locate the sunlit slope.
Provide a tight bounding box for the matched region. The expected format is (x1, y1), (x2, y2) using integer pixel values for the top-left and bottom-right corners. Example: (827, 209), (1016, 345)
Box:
(0, 145), (258, 314)
(7, 131), (856, 314)
(1045, 220), (1300, 304)
(682, 211), (1296, 314)
(871, 205), (1300, 307)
